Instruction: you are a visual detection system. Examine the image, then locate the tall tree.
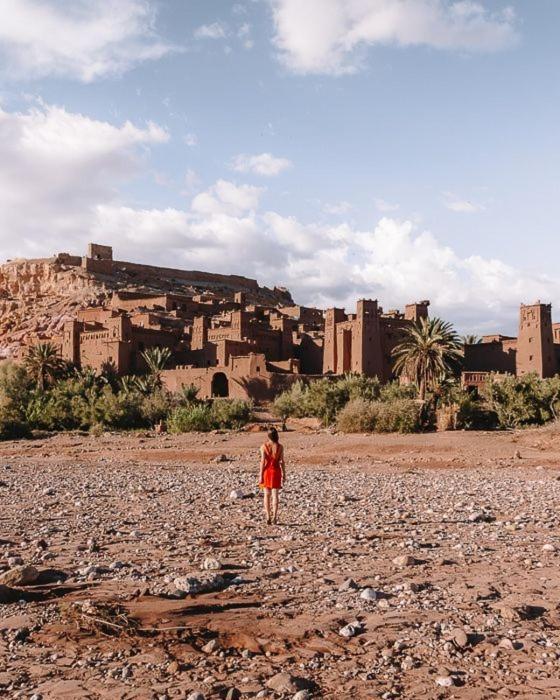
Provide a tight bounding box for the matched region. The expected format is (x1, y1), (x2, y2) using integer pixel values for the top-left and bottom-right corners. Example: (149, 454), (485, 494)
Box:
(392, 318), (463, 400)
(23, 342), (64, 391)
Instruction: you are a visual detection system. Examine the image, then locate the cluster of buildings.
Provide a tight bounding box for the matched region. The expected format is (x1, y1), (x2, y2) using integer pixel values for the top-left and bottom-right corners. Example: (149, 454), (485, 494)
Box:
(462, 302), (560, 388)
(26, 244), (433, 400)
(15, 244), (560, 400)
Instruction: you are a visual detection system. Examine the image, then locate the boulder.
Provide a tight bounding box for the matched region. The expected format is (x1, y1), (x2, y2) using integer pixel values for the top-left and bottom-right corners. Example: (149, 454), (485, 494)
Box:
(173, 572), (227, 595)
(0, 565), (39, 587)
(266, 673), (310, 694)
(392, 555), (418, 567)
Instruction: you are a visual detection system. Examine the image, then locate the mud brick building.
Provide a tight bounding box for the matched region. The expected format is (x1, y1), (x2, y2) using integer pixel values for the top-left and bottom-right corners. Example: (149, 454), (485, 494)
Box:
(462, 302), (560, 388)
(323, 299), (430, 381)
(5, 243), (437, 400)
(7, 243), (560, 401)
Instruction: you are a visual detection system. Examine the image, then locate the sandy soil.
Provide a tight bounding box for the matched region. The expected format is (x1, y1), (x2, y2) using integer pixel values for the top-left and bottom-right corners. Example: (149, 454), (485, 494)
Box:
(2, 425), (560, 699)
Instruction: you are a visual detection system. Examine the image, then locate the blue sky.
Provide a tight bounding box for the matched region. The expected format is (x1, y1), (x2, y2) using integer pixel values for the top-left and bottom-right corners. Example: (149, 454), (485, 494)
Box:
(0, 0), (558, 334)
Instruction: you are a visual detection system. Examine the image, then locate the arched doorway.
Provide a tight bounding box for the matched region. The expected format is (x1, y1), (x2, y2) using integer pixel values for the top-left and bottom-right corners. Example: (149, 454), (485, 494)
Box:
(211, 372), (229, 397)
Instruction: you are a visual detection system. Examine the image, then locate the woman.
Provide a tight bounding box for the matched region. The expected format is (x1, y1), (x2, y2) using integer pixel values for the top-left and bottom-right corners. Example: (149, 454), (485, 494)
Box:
(259, 428), (286, 525)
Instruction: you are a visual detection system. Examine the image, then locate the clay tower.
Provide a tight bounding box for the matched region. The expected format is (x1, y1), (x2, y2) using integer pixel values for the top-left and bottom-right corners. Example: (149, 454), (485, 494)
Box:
(516, 302), (556, 378)
(353, 299), (383, 377)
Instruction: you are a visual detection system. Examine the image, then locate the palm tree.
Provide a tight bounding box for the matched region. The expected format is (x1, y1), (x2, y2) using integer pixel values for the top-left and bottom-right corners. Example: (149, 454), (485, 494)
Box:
(141, 346), (172, 389)
(461, 334), (482, 345)
(73, 366), (99, 390)
(100, 360), (119, 390)
(24, 342), (64, 391)
(180, 383), (200, 404)
(392, 317), (463, 400)
(119, 375), (138, 396)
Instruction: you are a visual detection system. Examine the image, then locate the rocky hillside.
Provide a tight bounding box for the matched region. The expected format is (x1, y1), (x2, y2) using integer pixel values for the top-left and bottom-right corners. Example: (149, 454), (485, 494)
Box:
(0, 254), (293, 359)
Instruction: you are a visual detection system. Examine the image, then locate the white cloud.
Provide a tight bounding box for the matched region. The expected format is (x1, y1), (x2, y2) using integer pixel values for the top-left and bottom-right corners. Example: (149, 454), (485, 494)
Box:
(375, 197), (399, 212)
(263, 211), (325, 257)
(238, 22), (251, 38)
(2, 101), (560, 332)
(237, 22), (254, 49)
(443, 191), (485, 213)
(88, 190), (560, 330)
(182, 168), (200, 194)
(191, 179), (264, 217)
(231, 152), (293, 176)
(271, 0), (518, 75)
(194, 22), (228, 40)
(183, 132), (198, 147)
(84, 198), (560, 329)
(324, 201), (352, 215)
(0, 0), (174, 82)
(0, 101), (167, 256)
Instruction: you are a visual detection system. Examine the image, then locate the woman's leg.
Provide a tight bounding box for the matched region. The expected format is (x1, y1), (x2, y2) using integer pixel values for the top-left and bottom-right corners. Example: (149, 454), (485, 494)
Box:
(263, 488), (271, 523)
(271, 488), (279, 524)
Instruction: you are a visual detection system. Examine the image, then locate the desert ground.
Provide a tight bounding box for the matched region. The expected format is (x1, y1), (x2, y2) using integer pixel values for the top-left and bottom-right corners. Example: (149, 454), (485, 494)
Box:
(2, 424), (560, 699)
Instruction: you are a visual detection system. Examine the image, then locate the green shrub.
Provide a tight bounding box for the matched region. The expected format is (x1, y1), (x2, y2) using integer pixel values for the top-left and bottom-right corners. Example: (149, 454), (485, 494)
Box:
(0, 361), (32, 422)
(481, 374), (550, 429)
(167, 399), (252, 433)
(211, 399), (252, 429)
(343, 374), (382, 401)
(178, 383), (200, 405)
(379, 381), (416, 402)
(336, 398), (378, 432)
(140, 389), (172, 427)
(274, 375), (413, 427)
(537, 375), (560, 422)
(0, 412), (31, 440)
(455, 394), (498, 430)
(336, 397), (421, 434)
(272, 380), (308, 421)
(28, 380), (145, 431)
(168, 404), (214, 432)
(96, 388), (143, 429)
(21, 380), (80, 431)
(375, 399), (421, 433)
(303, 378), (352, 425)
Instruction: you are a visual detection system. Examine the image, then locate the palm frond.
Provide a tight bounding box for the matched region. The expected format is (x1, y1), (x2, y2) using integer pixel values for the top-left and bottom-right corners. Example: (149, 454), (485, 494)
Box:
(392, 317), (462, 399)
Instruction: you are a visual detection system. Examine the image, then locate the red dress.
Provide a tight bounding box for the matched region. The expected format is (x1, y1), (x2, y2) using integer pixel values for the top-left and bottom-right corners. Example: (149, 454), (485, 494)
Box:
(261, 443), (283, 489)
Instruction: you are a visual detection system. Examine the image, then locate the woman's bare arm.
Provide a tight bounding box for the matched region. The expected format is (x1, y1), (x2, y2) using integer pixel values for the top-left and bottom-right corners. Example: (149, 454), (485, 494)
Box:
(280, 445), (286, 484)
(259, 446), (265, 483)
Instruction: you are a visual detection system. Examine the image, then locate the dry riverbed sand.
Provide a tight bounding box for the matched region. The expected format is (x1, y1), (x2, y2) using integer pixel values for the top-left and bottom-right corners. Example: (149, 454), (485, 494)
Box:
(2, 425), (560, 699)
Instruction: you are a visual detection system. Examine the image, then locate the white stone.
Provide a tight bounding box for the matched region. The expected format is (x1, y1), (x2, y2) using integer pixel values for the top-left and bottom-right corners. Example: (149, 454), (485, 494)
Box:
(360, 587), (379, 601)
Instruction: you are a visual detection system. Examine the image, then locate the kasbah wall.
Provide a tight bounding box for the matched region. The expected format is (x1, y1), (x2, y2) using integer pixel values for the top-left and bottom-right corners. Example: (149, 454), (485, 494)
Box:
(6, 243), (560, 401)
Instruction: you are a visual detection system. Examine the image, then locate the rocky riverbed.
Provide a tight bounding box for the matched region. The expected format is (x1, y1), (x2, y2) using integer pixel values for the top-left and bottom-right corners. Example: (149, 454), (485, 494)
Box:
(2, 426), (560, 699)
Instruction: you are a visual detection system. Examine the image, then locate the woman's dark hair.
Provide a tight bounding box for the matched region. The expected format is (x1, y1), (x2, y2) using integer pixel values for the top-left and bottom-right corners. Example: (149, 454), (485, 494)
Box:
(267, 427), (279, 443)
